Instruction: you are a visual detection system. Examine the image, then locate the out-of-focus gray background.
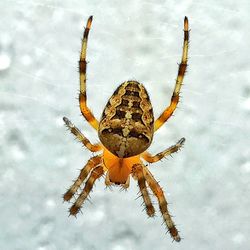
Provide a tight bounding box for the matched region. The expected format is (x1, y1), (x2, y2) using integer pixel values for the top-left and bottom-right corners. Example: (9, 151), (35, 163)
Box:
(0, 1), (249, 250)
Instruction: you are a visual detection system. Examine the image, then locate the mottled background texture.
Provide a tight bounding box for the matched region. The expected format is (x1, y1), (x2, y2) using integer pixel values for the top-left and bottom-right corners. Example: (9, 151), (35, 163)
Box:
(0, 1), (249, 250)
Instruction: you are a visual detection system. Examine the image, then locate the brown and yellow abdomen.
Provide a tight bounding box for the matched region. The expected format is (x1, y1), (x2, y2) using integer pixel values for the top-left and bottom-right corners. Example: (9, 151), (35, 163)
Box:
(98, 81), (154, 158)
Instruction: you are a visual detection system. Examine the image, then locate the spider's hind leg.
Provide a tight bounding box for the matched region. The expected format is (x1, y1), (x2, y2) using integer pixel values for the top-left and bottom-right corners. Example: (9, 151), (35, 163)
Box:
(79, 16), (99, 130)
(154, 17), (189, 131)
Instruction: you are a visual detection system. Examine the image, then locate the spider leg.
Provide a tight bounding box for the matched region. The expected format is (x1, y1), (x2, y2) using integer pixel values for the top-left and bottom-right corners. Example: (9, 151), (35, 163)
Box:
(154, 17), (189, 131)
(105, 172), (112, 187)
(69, 165), (104, 216)
(132, 164), (155, 217)
(141, 138), (185, 163)
(79, 16), (99, 130)
(143, 165), (181, 242)
(63, 155), (102, 202)
(63, 117), (102, 152)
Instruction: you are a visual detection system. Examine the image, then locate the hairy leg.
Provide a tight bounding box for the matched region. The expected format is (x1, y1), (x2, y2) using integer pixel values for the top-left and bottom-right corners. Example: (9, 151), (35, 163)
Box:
(63, 155), (102, 202)
(142, 138), (185, 163)
(143, 166), (181, 242)
(63, 117), (102, 152)
(132, 164), (155, 217)
(79, 16), (99, 130)
(154, 17), (189, 131)
(69, 165), (104, 216)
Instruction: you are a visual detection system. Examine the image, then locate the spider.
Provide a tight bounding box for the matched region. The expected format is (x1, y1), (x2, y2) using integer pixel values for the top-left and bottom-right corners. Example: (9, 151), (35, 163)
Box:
(63, 16), (189, 242)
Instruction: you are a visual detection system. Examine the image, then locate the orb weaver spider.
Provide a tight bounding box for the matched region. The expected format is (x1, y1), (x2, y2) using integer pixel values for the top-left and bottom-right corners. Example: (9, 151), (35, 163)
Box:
(63, 16), (189, 242)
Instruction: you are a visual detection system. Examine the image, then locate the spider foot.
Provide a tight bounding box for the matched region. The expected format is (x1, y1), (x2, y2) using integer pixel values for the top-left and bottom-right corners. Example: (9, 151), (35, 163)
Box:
(63, 189), (74, 202)
(169, 227), (181, 242)
(69, 204), (82, 216)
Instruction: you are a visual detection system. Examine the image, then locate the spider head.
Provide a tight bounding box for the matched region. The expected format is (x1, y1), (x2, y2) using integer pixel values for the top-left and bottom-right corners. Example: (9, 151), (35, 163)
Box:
(103, 148), (140, 185)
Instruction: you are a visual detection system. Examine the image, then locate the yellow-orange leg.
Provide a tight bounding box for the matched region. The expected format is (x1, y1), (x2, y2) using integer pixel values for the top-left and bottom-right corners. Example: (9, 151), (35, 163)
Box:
(69, 165), (104, 216)
(142, 138), (185, 163)
(132, 164), (155, 217)
(63, 155), (102, 202)
(143, 166), (181, 242)
(154, 17), (189, 131)
(79, 16), (99, 130)
(63, 117), (102, 152)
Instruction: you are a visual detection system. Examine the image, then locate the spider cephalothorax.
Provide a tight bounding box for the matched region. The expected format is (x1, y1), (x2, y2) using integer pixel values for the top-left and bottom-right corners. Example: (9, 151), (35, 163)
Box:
(63, 16), (189, 242)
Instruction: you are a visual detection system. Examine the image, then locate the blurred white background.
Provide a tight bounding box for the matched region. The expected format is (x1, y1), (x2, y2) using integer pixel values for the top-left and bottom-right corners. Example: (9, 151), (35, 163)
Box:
(0, 1), (249, 250)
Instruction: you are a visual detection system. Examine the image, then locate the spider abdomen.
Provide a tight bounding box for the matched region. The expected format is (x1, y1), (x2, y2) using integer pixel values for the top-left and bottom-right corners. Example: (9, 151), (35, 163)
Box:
(98, 81), (154, 158)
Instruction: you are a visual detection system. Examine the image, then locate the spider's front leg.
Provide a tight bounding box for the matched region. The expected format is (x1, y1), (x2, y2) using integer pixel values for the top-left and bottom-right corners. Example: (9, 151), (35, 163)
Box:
(142, 138), (185, 163)
(63, 155), (102, 202)
(132, 164), (155, 217)
(79, 16), (99, 130)
(143, 165), (181, 242)
(69, 165), (104, 216)
(154, 17), (189, 131)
